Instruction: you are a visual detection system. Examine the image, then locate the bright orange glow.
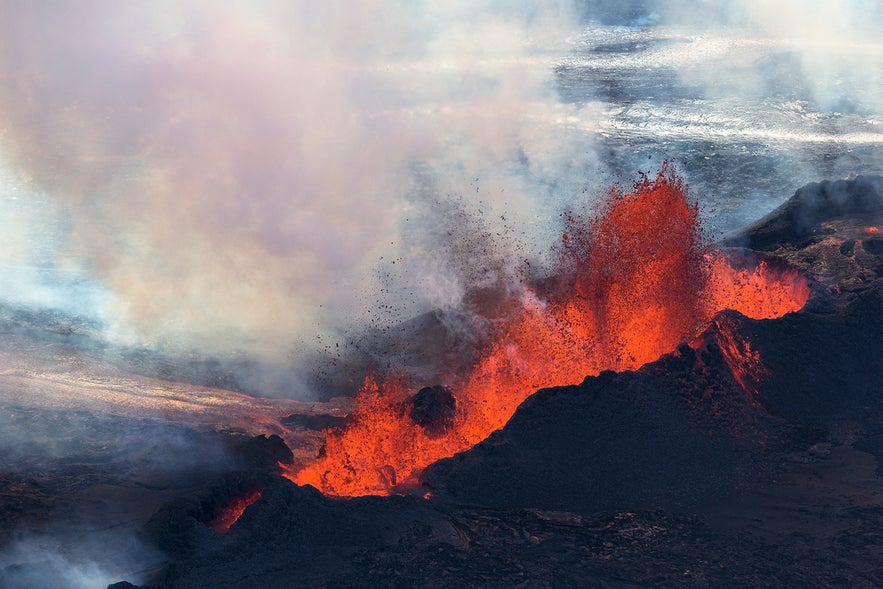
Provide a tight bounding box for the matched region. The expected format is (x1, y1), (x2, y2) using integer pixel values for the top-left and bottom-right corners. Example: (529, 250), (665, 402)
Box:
(707, 256), (810, 319)
(864, 226), (881, 234)
(207, 489), (263, 533)
(286, 165), (811, 497)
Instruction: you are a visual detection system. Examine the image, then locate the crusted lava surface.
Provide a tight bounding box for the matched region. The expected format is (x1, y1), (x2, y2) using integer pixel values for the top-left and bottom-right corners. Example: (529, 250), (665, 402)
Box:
(7, 176), (883, 588)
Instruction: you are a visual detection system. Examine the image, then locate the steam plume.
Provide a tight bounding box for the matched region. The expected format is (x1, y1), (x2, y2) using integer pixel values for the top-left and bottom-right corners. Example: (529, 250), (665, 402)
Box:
(0, 0), (590, 369)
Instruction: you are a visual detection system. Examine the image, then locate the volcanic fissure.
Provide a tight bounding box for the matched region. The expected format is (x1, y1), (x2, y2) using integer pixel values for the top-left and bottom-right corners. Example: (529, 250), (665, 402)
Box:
(285, 165), (810, 497)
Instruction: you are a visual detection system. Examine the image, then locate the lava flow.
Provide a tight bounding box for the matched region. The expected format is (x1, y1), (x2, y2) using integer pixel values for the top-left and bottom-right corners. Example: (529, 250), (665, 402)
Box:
(286, 165), (811, 497)
(206, 489), (264, 533)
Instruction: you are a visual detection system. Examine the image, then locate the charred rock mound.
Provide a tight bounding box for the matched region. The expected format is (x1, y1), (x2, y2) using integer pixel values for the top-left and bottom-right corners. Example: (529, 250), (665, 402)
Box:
(424, 174), (883, 510)
(422, 334), (792, 515)
(117, 176), (883, 588)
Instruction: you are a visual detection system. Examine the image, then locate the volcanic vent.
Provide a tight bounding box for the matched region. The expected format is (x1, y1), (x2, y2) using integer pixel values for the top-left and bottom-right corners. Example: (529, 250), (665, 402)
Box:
(286, 165), (810, 497)
(103, 174), (883, 589)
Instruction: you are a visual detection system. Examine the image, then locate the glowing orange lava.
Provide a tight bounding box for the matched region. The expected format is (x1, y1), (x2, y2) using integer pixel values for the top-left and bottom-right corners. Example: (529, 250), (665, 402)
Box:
(207, 489), (263, 533)
(707, 256), (809, 319)
(286, 165), (811, 497)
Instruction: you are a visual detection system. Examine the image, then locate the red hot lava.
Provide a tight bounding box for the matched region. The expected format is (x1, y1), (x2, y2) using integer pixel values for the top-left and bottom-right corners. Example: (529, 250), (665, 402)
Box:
(286, 165), (810, 497)
(207, 489), (264, 533)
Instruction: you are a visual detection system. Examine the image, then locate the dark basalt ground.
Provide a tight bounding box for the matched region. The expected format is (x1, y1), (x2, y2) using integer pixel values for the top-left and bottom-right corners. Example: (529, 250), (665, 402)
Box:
(5, 176), (883, 588)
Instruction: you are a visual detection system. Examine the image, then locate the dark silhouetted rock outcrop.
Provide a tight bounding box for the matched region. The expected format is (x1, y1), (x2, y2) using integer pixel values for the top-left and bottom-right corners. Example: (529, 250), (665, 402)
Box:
(725, 174), (883, 250)
(233, 434), (293, 470)
(406, 385), (457, 437)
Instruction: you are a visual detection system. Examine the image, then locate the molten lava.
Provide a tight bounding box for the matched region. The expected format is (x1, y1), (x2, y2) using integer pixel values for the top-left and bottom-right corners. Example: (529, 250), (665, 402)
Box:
(206, 489), (263, 533)
(287, 165), (811, 497)
(707, 256), (809, 319)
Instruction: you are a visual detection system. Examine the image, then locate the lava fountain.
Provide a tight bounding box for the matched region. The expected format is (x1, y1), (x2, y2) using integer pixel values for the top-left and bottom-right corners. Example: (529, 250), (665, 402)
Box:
(286, 165), (810, 497)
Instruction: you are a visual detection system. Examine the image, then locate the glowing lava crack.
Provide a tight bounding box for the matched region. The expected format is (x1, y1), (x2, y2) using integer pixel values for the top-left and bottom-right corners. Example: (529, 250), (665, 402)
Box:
(286, 166), (810, 497)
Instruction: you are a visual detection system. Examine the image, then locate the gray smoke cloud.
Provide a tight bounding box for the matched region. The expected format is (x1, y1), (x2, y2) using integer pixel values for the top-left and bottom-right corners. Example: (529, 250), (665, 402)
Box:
(0, 1), (594, 371)
(0, 529), (163, 589)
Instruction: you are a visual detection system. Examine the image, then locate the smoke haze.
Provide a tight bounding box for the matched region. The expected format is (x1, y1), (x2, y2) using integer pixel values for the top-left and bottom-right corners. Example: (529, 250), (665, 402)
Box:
(0, 0), (590, 373)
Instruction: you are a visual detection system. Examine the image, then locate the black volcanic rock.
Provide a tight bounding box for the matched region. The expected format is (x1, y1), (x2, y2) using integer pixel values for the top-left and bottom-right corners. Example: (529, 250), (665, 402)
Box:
(421, 328), (788, 514)
(280, 412), (348, 431)
(137, 459), (883, 588)
(144, 470), (270, 556)
(233, 434), (293, 470)
(145, 478), (460, 588)
(863, 236), (883, 256)
(406, 385), (457, 437)
(749, 286), (883, 427)
(723, 177), (883, 427)
(725, 174), (883, 250)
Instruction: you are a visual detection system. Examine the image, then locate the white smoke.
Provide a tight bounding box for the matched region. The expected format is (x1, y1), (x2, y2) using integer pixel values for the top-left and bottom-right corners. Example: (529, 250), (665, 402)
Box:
(656, 0), (883, 114)
(0, 534), (160, 589)
(0, 1), (595, 369)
